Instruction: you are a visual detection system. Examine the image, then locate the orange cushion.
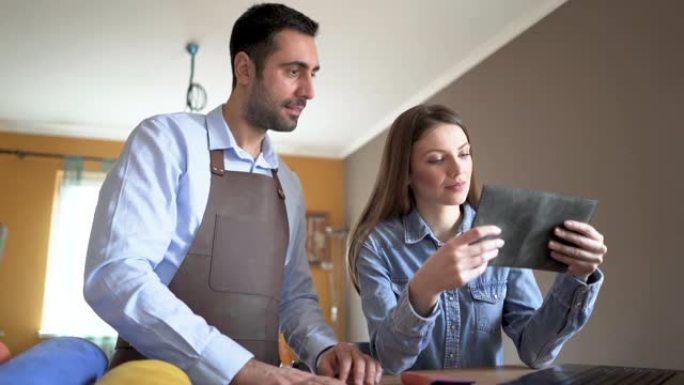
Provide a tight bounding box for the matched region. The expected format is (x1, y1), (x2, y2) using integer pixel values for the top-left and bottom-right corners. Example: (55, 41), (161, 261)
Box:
(0, 340), (10, 364)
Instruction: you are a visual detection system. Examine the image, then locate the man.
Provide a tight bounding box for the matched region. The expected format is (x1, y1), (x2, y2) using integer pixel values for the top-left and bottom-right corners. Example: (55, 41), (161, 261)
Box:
(84, 4), (381, 385)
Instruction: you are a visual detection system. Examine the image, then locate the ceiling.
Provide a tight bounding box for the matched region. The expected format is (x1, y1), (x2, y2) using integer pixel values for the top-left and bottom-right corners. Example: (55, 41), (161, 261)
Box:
(0, 0), (565, 158)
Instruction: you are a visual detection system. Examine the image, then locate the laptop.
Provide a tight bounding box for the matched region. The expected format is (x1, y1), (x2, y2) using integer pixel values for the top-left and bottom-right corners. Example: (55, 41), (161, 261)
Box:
(501, 364), (684, 385)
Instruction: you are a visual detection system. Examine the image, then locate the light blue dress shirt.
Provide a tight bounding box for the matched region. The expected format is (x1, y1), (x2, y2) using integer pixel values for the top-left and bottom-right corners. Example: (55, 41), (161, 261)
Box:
(84, 105), (337, 385)
(356, 203), (603, 374)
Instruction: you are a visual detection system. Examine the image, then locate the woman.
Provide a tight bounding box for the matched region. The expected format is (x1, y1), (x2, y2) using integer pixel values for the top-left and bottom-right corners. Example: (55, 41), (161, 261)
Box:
(348, 104), (606, 374)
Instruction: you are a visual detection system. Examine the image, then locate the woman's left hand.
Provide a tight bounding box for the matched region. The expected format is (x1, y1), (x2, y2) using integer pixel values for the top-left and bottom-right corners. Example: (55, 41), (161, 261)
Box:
(548, 220), (607, 281)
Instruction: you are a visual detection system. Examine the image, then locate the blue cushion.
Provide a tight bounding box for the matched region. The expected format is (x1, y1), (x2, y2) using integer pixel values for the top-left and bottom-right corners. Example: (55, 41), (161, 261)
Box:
(0, 337), (108, 385)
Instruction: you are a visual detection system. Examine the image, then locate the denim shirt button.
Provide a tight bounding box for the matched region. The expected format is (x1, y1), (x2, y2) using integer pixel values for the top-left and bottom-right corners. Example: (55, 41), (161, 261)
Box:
(448, 295), (454, 301)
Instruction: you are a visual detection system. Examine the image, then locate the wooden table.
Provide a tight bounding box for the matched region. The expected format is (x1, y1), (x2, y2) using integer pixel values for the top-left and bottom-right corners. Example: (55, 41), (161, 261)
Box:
(381, 366), (536, 385)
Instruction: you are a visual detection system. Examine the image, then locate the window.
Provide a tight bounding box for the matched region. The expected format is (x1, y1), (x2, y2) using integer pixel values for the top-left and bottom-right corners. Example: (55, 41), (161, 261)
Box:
(40, 171), (116, 339)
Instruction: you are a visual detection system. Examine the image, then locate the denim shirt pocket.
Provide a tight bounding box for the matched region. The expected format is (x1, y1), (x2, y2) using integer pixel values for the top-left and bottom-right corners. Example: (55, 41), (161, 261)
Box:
(467, 278), (507, 333)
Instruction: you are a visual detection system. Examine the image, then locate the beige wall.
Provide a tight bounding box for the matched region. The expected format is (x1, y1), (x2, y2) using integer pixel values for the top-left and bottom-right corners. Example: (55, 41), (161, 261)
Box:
(344, 130), (389, 342)
(344, 0), (684, 369)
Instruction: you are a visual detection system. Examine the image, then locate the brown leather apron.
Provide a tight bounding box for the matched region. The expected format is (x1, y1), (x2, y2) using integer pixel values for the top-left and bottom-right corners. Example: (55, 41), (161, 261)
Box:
(110, 149), (289, 368)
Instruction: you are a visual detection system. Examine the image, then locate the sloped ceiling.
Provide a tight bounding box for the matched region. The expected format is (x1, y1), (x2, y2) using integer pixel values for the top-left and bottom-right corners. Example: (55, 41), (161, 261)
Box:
(0, 0), (565, 158)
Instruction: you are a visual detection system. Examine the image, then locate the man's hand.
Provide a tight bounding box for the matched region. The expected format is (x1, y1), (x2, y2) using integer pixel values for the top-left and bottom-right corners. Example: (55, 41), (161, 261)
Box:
(317, 343), (382, 385)
(231, 359), (345, 385)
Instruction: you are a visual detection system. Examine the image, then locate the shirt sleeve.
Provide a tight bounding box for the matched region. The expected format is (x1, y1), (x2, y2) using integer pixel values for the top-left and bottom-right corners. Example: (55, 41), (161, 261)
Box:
(277, 175), (337, 372)
(503, 268), (604, 368)
(83, 117), (253, 385)
(356, 238), (440, 374)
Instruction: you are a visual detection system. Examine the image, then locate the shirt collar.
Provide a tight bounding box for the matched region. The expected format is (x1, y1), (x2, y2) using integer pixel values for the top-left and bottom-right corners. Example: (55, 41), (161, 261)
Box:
(403, 209), (433, 245)
(403, 203), (477, 245)
(205, 104), (280, 169)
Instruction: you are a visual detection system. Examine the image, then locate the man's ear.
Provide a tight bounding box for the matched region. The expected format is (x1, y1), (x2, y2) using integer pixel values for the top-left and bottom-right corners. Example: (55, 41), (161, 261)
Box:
(233, 52), (255, 87)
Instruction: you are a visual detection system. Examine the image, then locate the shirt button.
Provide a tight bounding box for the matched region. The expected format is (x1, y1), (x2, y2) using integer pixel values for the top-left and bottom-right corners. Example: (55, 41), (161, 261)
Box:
(449, 353), (455, 359)
(450, 324), (456, 330)
(575, 301), (583, 308)
(493, 293), (499, 300)
(448, 295), (454, 301)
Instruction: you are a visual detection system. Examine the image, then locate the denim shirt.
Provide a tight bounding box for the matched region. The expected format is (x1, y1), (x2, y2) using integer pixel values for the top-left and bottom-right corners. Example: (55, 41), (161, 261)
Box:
(356, 204), (603, 374)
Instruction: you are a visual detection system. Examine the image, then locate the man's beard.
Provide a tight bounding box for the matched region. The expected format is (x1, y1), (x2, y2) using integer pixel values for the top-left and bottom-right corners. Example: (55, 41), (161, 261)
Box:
(245, 80), (306, 132)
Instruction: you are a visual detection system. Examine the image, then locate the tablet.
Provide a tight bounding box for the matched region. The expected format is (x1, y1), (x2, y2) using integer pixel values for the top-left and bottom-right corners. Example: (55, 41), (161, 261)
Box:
(472, 185), (597, 271)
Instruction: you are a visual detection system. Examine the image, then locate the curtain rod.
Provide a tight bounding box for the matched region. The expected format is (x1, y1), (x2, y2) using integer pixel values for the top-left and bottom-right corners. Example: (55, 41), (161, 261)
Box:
(0, 148), (115, 163)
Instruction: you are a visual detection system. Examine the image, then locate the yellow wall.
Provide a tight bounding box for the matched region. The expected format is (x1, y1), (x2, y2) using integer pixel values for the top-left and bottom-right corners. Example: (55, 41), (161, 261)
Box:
(0, 132), (123, 355)
(0, 131), (344, 355)
(282, 156), (345, 228)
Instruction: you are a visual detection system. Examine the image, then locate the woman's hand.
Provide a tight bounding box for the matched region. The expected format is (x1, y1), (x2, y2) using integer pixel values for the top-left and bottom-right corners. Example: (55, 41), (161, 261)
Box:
(549, 220), (607, 281)
(408, 225), (504, 316)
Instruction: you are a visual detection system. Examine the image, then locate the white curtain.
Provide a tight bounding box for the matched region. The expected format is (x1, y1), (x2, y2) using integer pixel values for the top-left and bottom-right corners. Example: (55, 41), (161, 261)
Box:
(40, 161), (117, 349)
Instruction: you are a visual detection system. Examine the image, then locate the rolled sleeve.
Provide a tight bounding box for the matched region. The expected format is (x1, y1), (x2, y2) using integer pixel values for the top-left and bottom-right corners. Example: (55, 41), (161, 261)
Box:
(185, 334), (253, 385)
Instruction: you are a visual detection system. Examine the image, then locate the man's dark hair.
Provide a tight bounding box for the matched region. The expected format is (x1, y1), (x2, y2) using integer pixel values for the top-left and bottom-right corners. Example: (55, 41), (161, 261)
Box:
(229, 3), (318, 89)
